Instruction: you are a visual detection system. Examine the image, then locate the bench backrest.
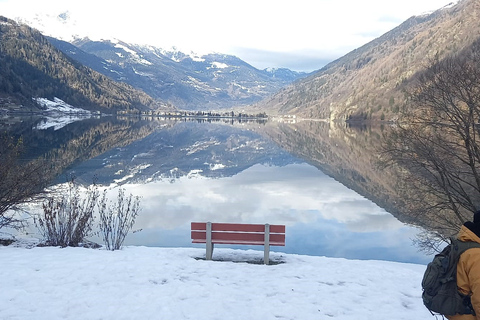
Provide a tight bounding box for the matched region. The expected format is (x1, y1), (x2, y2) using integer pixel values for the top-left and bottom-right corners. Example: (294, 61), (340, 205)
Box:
(191, 222), (285, 246)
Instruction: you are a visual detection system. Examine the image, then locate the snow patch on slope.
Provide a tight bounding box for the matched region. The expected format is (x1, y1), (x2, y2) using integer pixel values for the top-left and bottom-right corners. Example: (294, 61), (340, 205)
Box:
(35, 97), (90, 114)
(33, 97), (92, 130)
(417, 1), (459, 16)
(211, 62), (228, 69)
(113, 43), (153, 66)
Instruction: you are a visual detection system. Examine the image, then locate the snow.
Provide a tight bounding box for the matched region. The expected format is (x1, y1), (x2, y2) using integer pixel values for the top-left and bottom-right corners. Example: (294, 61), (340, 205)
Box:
(33, 97), (92, 130)
(113, 164), (152, 184)
(187, 169), (203, 178)
(0, 244), (431, 319)
(114, 43), (137, 56)
(190, 53), (206, 62)
(183, 76), (218, 93)
(417, 0), (459, 16)
(35, 97), (90, 114)
(264, 67), (278, 73)
(113, 43), (152, 65)
(132, 67), (154, 77)
(137, 58), (153, 66)
(211, 62), (229, 69)
(209, 163), (226, 171)
(34, 115), (90, 131)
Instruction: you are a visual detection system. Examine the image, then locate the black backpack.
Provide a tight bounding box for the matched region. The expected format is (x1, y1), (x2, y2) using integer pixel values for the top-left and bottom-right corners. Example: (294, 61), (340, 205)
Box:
(422, 238), (480, 316)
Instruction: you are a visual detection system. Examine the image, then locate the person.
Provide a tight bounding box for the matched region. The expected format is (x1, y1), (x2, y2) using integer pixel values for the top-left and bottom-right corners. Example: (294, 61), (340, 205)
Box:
(448, 211), (480, 320)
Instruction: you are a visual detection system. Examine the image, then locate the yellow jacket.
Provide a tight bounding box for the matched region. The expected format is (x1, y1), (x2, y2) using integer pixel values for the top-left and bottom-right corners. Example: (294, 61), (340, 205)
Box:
(448, 225), (480, 320)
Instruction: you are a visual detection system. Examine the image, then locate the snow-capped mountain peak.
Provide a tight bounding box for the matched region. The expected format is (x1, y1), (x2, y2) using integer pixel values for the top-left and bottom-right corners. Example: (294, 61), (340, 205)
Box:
(14, 10), (83, 42)
(416, 1), (459, 17)
(6, 10), (307, 111)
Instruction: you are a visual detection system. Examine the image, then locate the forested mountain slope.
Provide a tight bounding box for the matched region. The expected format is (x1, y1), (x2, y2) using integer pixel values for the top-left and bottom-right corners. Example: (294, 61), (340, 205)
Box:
(0, 17), (164, 112)
(255, 0), (479, 122)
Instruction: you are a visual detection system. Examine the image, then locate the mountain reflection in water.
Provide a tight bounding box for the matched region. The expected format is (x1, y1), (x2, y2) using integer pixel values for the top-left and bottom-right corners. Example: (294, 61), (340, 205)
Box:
(3, 117), (430, 264)
(101, 162), (428, 264)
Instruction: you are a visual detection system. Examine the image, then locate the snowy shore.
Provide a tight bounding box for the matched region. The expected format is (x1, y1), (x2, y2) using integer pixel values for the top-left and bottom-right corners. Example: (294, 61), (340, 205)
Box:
(0, 245), (431, 320)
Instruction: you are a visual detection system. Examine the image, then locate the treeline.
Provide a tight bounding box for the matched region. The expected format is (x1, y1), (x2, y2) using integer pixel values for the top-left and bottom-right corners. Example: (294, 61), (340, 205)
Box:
(0, 16), (155, 112)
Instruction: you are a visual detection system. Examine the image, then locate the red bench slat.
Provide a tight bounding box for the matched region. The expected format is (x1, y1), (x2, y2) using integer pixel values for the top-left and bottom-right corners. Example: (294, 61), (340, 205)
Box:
(191, 230), (285, 246)
(192, 240), (285, 246)
(191, 222), (285, 234)
(191, 222), (286, 247)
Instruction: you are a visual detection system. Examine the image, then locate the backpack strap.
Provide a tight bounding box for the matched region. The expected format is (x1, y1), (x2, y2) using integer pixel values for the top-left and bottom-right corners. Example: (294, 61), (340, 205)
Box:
(449, 238), (480, 276)
(451, 238), (480, 257)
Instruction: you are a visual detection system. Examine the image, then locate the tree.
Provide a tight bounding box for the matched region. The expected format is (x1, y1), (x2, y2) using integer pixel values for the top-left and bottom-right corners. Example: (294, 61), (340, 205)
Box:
(0, 134), (51, 231)
(382, 41), (480, 241)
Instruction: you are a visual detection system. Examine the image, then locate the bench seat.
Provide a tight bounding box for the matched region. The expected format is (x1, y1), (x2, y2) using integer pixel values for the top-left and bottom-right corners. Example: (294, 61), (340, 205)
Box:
(191, 222), (286, 264)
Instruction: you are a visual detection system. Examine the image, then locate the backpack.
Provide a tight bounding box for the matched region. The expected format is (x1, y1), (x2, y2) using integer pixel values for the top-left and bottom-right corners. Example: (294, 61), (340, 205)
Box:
(422, 237), (480, 316)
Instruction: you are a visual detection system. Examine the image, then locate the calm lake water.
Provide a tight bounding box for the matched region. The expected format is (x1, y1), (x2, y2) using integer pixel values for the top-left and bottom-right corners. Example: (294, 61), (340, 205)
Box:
(106, 162), (428, 264)
(4, 116), (431, 264)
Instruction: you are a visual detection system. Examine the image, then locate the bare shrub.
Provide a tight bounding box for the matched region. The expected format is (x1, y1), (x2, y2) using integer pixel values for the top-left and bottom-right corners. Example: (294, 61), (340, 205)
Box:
(98, 188), (140, 251)
(35, 179), (99, 247)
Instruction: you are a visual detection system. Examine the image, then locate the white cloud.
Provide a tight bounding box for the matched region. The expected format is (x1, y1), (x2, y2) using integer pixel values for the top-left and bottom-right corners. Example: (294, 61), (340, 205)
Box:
(0, 0), (454, 71)
(103, 163), (402, 232)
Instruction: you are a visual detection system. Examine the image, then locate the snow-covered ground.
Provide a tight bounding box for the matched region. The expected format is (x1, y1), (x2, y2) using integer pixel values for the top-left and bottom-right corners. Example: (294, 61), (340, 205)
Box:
(33, 97), (93, 130)
(0, 244), (432, 319)
(35, 97), (91, 114)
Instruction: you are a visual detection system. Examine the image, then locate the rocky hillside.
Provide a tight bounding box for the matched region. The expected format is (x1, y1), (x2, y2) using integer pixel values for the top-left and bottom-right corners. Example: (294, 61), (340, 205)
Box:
(255, 0), (480, 122)
(0, 17), (165, 112)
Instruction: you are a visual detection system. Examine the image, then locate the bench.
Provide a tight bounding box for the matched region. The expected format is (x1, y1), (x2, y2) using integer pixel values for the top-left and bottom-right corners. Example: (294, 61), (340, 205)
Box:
(191, 222), (286, 265)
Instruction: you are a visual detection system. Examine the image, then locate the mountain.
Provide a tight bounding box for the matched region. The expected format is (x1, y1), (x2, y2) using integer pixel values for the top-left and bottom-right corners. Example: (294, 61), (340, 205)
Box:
(46, 37), (308, 111)
(2, 115), (298, 187)
(63, 120), (298, 186)
(0, 16), (167, 113)
(1, 115), (163, 187)
(11, 11), (308, 111)
(254, 0), (479, 121)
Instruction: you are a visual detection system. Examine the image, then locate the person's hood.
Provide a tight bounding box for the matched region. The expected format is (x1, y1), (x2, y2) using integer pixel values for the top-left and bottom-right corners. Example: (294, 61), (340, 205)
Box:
(458, 224), (480, 244)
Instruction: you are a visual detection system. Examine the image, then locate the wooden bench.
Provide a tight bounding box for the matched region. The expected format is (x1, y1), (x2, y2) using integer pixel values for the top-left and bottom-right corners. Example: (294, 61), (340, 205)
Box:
(191, 222), (285, 265)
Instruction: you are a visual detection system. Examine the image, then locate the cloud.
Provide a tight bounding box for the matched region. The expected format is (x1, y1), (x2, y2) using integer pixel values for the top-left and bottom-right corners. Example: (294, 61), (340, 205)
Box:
(231, 47), (335, 72)
(107, 163), (402, 233)
(0, 0), (454, 72)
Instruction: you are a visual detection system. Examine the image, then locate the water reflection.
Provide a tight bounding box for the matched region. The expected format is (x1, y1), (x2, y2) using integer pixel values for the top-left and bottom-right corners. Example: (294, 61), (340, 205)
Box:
(1, 117), (431, 264)
(102, 162), (428, 264)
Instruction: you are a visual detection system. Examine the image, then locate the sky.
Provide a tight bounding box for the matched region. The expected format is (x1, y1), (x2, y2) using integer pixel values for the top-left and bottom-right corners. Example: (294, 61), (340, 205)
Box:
(0, 244), (433, 319)
(0, 0), (456, 71)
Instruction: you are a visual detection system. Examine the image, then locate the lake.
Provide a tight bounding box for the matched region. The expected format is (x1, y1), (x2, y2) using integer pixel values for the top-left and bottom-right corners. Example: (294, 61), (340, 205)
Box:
(2, 116), (431, 264)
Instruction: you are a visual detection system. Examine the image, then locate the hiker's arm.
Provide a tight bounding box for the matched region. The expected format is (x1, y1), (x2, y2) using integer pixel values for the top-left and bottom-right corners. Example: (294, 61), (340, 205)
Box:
(463, 250), (480, 318)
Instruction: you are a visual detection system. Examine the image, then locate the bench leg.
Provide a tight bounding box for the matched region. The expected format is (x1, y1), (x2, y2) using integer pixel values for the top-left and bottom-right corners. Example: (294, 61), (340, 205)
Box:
(206, 222), (213, 260)
(264, 224), (270, 265)
(207, 243), (214, 260)
(264, 245), (270, 265)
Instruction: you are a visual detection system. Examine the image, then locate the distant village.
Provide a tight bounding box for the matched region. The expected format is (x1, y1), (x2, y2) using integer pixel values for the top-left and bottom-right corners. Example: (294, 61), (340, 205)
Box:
(118, 109), (269, 120)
